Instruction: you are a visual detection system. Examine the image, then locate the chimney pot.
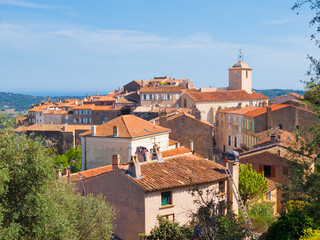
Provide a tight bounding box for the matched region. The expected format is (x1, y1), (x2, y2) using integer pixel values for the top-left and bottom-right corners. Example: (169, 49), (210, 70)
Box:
(190, 140), (194, 153)
(112, 154), (121, 169)
(270, 133), (276, 143)
(113, 126), (118, 137)
(128, 155), (142, 178)
(91, 125), (96, 136)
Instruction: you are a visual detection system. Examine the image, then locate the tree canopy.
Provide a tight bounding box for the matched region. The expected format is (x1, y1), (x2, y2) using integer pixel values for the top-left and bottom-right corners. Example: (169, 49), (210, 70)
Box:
(0, 114), (114, 239)
(239, 163), (268, 205)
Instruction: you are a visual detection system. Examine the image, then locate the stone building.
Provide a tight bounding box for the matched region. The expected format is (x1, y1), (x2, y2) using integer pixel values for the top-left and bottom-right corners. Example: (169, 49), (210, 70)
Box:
(243, 104), (316, 148)
(271, 92), (304, 104)
(140, 86), (187, 108)
(123, 80), (150, 93)
(180, 60), (268, 123)
(240, 144), (313, 213)
(159, 112), (214, 159)
(80, 115), (171, 170)
(71, 148), (229, 240)
(14, 124), (91, 154)
(215, 106), (258, 153)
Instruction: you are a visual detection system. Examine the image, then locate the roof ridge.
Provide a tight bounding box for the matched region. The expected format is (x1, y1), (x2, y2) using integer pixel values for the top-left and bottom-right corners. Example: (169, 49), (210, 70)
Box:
(121, 115), (133, 138)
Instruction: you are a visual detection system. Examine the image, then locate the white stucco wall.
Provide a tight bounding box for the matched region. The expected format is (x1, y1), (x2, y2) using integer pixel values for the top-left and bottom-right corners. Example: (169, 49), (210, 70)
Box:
(144, 182), (227, 234)
(81, 132), (170, 170)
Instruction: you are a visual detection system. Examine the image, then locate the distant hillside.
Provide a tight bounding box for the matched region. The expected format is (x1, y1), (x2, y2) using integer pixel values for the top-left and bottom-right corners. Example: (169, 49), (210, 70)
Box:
(253, 89), (305, 99)
(0, 92), (84, 112)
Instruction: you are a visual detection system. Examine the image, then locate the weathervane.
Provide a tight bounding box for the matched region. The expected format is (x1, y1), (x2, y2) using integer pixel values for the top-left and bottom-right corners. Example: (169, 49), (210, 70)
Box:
(238, 49), (244, 62)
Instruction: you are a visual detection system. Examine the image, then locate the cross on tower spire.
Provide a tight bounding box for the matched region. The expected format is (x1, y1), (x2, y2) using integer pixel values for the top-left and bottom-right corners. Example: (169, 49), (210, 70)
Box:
(238, 49), (244, 62)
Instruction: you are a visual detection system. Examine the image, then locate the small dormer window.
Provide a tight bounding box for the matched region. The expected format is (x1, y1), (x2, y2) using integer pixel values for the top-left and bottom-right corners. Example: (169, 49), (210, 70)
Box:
(246, 71), (248, 78)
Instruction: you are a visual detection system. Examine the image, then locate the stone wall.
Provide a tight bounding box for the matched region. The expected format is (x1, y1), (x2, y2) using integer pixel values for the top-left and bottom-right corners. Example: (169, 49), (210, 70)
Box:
(160, 115), (214, 159)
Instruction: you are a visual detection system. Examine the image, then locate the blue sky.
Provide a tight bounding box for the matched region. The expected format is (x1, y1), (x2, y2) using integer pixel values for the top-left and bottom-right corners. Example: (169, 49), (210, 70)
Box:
(0, 0), (318, 95)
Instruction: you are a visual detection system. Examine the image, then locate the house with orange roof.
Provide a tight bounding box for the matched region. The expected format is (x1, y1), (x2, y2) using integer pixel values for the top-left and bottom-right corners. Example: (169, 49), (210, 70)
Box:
(215, 106), (259, 153)
(80, 114), (172, 170)
(14, 123), (91, 154)
(180, 61), (268, 123)
(240, 144), (314, 213)
(140, 85), (187, 108)
(243, 104), (316, 149)
(159, 111), (214, 159)
(70, 147), (231, 240)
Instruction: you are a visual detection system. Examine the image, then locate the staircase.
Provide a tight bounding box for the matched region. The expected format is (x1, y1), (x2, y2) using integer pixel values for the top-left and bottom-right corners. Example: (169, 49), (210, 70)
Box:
(225, 168), (257, 238)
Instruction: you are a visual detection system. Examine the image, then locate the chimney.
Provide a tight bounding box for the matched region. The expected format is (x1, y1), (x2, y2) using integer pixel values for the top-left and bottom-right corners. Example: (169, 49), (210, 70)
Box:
(112, 154), (120, 169)
(128, 155), (141, 178)
(159, 111), (167, 124)
(151, 144), (163, 162)
(91, 125), (96, 136)
(113, 126), (118, 137)
(190, 140), (194, 154)
(270, 133), (276, 143)
(237, 103), (242, 109)
(277, 149), (281, 156)
(267, 106), (272, 129)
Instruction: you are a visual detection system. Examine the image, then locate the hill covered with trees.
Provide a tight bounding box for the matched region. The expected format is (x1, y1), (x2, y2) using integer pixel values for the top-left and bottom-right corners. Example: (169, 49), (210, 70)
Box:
(0, 92), (84, 112)
(253, 89), (305, 99)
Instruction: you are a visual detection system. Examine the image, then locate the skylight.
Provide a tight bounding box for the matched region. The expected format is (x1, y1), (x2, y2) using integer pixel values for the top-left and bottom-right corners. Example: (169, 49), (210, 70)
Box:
(144, 128), (150, 132)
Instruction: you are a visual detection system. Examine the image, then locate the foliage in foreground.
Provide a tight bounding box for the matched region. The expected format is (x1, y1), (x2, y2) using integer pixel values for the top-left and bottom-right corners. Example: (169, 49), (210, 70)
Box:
(139, 215), (193, 240)
(54, 146), (81, 173)
(246, 201), (275, 233)
(239, 163), (268, 205)
(266, 207), (314, 240)
(189, 189), (248, 240)
(0, 114), (114, 239)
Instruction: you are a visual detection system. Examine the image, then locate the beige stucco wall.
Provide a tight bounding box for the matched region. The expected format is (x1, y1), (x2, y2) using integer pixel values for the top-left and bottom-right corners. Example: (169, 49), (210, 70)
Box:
(141, 92), (181, 107)
(44, 114), (62, 124)
(130, 133), (170, 156)
(229, 69), (252, 93)
(225, 113), (244, 152)
(74, 169), (146, 240)
(144, 181), (227, 234)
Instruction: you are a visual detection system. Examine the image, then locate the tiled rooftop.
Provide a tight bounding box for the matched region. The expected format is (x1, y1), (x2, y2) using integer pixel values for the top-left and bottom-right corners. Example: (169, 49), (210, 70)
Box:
(186, 90), (268, 102)
(80, 114), (171, 138)
(130, 154), (227, 192)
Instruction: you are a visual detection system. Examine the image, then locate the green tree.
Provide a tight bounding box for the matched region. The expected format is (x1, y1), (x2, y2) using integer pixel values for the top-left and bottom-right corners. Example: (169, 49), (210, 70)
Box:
(239, 163), (268, 205)
(247, 201), (275, 232)
(0, 114), (114, 239)
(54, 146), (82, 173)
(266, 208), (314, 240)
(189, 189), (248, 240)
(139, 215), (192, 240)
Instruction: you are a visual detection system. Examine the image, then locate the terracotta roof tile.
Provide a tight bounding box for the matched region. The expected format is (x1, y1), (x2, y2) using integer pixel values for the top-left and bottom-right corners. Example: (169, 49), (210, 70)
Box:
(244, 104), (289, 117)
(130, 155), (227, 192)
(73, 104), (95, 110)
(161, 146), (192, 158)
(81, 114), (171, 138)
(219, 106), (259, 114)
(186, 90), (268, 102)
(92, 105), (121, 111)
(163, 112), (213, 127)
(14, 124), (92, 133)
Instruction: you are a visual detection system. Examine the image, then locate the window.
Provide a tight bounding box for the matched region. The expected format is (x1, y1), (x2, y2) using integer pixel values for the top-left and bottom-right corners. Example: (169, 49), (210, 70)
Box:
(228, 136), (231, 146)
(161, 94), (165, 100)
(251, 121), (254, 131)
(216, 120), (219, 127)
(167, 104), (171, 107)
(89, 118), (92, 123)
(243, 119), (246, 128)
(39, 112), (42, 116)
(279, 124), (283, 129)
(246, 71), (248, 78)
(176, 94), (179, 99)
(167, 94), (171, 100)
(234, 137), (238, 147)
(143, 94), (147, 100)
(264, 165), (271, 177)
(76, 110), (78, 115)
(79, 118), (82, 123)
(149, 94), (153, 100)
(161, 191), (172, 206)
(155, 94), (158, 100)
(218, 201), (225, 216)
(162, 214), (174, 221)
(184, 99), (187, 107)
(88, 110), (91, 114)
(74, 119), (77, 123)
(266, 191), (272, 201)
(219, 181), (225, 193)
(66, 115), (69, 120)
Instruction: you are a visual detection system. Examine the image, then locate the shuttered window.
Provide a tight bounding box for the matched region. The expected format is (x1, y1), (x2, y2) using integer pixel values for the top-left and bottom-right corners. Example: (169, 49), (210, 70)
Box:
(161, 191), (172, 206)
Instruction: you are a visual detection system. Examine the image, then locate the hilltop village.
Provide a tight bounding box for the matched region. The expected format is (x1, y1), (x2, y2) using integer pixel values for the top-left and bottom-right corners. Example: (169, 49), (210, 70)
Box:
(14, 60), (315, 239)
